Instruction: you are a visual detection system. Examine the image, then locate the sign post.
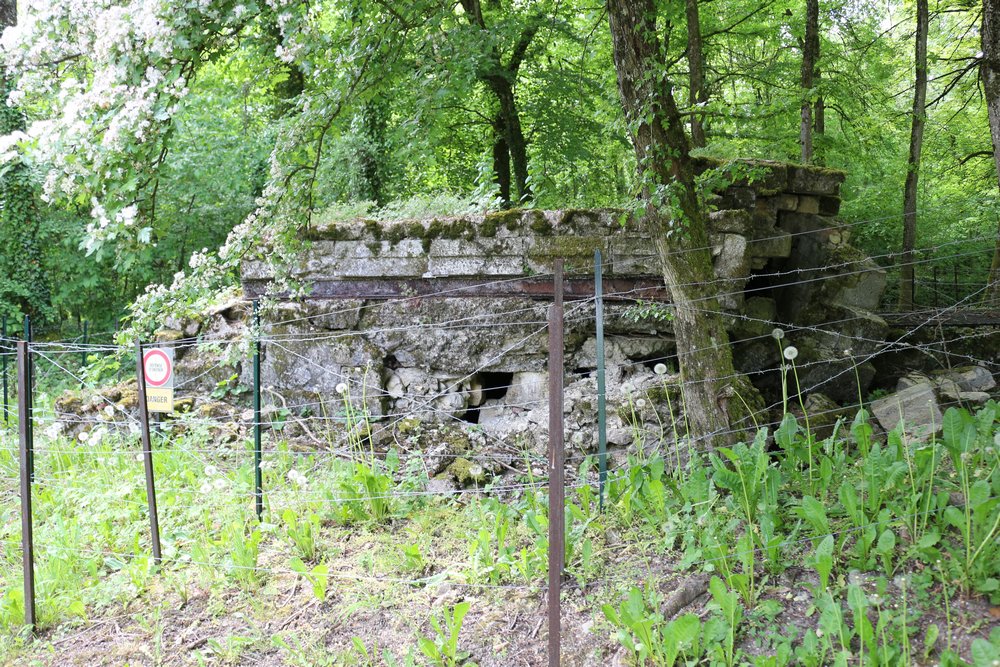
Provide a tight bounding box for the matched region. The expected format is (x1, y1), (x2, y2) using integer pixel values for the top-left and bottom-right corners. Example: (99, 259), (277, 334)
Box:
(136, 342), (163, 564)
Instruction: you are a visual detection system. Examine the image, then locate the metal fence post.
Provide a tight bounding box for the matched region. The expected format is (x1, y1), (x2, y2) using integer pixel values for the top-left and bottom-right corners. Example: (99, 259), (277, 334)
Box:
(2, 315), (8, 425)
(253, 300), (263, 521)
(135, 341), (163, 564)
(80, 321), (88, 388)
(595, 250), (608, 512)
(547, 259), (565, 667)
(17, 341), (36, 629)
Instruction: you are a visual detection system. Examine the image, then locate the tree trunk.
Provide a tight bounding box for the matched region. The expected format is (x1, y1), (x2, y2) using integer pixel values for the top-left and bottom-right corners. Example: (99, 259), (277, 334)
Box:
(492, 112), (512, 207)
(800, 0), (819, 163)
(355, 101), (388, 206)
(606, 0), (761, 450)
(899, 0), (928, 311)
(983, 0), (1000, 306)
(686, 0), (707, 148)
(814, 68), (825, 136)
(0, 0), (51, 324)
(265, 20), (304, 118)
(460, 0), (535, 206)
(488, 78), (532, 204)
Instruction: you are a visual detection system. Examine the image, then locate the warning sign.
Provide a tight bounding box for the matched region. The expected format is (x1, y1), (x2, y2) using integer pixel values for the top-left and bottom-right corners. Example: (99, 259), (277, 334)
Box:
(142, 347), (174, 413)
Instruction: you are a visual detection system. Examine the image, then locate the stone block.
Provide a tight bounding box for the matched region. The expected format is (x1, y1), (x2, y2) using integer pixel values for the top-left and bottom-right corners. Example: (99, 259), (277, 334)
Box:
(301, 239), (427, 278)
(773, 193), (799, 211)
(871, 383), (942, 437)
(427, 237), (525, 276)
(609, 236), (659, 275)
(796, 195), (821, 215)
(788, 166), (846, 196)
(709, 209), (753, 235)
(749, 229), (792, 259)
(931, 365), (997, 393)
(832, 260), (887, 312)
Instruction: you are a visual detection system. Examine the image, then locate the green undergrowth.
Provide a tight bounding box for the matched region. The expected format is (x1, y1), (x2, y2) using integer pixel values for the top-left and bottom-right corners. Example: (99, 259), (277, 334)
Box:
(0, 399), (997, 665)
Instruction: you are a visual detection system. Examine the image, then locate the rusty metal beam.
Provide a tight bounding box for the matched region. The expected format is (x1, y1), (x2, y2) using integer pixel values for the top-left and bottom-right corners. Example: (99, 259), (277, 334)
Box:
(244, 277), (671, 301)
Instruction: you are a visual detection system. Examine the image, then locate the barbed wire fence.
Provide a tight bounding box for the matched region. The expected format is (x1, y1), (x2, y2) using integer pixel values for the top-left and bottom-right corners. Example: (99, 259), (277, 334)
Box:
(0, 235), (997, 663)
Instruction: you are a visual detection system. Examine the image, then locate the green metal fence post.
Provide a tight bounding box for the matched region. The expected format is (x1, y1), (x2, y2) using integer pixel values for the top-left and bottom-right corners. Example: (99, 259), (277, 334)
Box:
(253, 300), (263, 521)
(2, 315), (8, 425)
(80, 320), (88, 388)
(595, 249), (608, 512)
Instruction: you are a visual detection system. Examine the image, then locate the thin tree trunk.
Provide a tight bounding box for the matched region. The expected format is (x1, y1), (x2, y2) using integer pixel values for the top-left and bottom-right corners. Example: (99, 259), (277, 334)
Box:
(814, 68), (825, 136)
(460, 0), (535, 206)
(800, 0), (819, 163)
(686, 0), (707, 148)
(489, 78), (532, 204)
(983, 0), (1000, 305)
(899, 0), (928, 311)
(607, 0), (761, 450)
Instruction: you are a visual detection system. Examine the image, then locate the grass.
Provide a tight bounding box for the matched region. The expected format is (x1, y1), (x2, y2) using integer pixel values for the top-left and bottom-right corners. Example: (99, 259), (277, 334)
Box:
(0, 392), (997, 665)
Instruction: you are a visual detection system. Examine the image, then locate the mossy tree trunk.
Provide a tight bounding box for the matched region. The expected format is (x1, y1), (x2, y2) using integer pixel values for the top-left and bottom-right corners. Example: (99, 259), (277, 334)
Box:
(607, 0), (761, 449)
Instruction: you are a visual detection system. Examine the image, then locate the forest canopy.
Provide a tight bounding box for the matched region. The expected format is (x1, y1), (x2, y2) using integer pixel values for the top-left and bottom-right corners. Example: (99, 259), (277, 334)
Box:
(0, 0), (997, 334)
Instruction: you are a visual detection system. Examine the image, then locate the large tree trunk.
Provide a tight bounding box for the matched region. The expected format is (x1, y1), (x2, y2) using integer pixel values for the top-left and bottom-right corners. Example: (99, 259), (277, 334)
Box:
(899, 0), (928, 310)
(800, 0), (819, 163)
(0, 0), (51, 323)
(606, 0), (760, 450)
(983, 0), (1000, 306)
(686, 0), (707, 148)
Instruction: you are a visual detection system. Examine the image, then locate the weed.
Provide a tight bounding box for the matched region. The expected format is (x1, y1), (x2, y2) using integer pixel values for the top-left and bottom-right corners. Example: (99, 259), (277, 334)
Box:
(417, 601), (474, 667)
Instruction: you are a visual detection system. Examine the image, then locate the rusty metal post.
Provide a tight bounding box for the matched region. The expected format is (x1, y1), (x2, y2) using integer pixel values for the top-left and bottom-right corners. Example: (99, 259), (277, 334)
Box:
(547, 259), (565, 667)
(135, 341), (162, 564)
(23, 315), (32, 480)
(17, 341), (35, 629)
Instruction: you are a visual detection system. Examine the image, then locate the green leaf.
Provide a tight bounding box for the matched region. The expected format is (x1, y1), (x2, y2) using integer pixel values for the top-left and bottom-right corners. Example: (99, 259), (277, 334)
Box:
(923, 624), (939, 659)
(876, 529), (895, 555)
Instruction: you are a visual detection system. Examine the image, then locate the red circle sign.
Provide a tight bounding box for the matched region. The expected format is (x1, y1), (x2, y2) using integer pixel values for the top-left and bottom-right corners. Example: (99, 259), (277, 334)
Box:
(143, 349), (172, 387)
